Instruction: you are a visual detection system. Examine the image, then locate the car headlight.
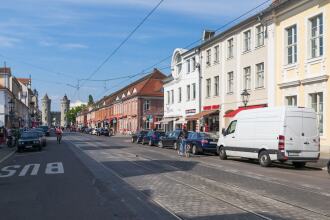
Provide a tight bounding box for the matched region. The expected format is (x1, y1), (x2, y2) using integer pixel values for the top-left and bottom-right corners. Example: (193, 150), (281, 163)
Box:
(19, 141), (23, 145)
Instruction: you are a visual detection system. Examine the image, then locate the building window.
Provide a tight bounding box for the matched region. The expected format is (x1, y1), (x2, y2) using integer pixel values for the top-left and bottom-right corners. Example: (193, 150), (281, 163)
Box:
(144, 120), (150, 130)
(309, 14), (323, 58)
(192, 83), (196, 100)
(175, 54), (182, 75)
(187, 59), (191, 73)
(286, 25), (297, 64)
(310, 92), (323, 134)
(171, 90), (174, 104)
(256, 25), (264, 47)
(227, 38), (234, 58)
(214, 45), (219, 63)
(285, 95), (297, 106)
(192, 57), (196, 72)
(243, 67), (251, 90)
(243, 30), (251, 52)
(186, 85), (191, 101)
(227, 72), (234, 93)
(214, 76), (219, 96)
(206, 49), (211, 66)
(143, 100), (150, 111)
(206, 78), (211, 98)
(178, 87), (182, 103)
(167, 91), (170, 104)
(155, 117), (162, 130)
(255, 63), (264, 88)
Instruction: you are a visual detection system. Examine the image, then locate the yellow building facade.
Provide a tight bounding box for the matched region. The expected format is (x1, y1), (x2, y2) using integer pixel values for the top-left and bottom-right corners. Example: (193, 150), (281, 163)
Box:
(274, 0), (330, 154)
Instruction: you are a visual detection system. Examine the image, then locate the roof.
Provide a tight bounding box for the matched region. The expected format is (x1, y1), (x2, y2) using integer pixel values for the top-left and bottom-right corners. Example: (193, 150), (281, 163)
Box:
(162, 75), (174, 84)
(17, 78), (31, 86)
(0, 67), (11, 74)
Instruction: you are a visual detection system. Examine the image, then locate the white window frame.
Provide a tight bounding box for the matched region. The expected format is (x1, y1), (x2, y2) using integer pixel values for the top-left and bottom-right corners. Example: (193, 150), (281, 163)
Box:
(243, 66), (251, 90)
(227, 72), (234, 94)
(214, 76), (219, 96)
(309, 14), (323, 59)
(192, 83), (196, 100)
(192, 57), (196, 72)
(206, 78), (211, 98)
(286, 25), (297, 64)
(285, 95), (297, 106)
(309, 92), (323, 135)
(206, 49), (211, 66)
(186, 85), (191, 101)
(187, 59), (191, 73)
(227, 38), (234, 59)
(255, 63), (265, 89)
(243, 30), (251, 52)
(214, 45), (219, 63)
(143, 100), (150, 111)
(178, 87), (182, 103)
(256, 25), (265, 47)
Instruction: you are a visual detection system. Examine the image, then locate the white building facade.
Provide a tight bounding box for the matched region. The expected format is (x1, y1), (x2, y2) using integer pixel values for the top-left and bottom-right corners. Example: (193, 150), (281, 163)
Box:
(163, 48), (201, 131)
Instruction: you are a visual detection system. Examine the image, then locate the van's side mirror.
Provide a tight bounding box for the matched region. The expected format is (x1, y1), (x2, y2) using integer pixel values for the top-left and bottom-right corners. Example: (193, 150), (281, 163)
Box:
(222, 128), (226, 136)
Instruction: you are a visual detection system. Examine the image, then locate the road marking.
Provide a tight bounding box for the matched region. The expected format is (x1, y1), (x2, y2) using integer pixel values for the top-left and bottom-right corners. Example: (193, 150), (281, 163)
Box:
(0, 151), (16, 163)
(0, 162), (64, 177)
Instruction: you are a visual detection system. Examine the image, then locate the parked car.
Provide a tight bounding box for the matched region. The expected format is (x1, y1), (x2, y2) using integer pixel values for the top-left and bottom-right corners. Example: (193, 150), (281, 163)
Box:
(158, 130), (182, 150)
(91, 128), (99, 135)
(327, 160), (330, 175)
(29, 130), (46, 147)
(18, 132), (42, 152)
(185, 132), (218, 155)
(217, 107), (320, 168)
(38, 125), (50, 136)
(100, 128), (109, 136)
(142, 130), (166, 146)
(131, 130), (149, 143)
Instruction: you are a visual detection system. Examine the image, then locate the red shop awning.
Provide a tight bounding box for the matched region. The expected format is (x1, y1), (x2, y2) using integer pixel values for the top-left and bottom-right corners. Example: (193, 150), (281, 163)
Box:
(224, 104), (267, 118)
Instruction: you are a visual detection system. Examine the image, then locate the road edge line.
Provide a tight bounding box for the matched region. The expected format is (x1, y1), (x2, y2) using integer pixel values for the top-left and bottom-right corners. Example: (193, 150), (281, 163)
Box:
(0, 150), (15, 164)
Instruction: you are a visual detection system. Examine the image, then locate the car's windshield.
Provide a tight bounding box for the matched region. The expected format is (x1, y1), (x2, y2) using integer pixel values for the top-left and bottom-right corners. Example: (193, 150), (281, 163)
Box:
(21, 132), (39, 139)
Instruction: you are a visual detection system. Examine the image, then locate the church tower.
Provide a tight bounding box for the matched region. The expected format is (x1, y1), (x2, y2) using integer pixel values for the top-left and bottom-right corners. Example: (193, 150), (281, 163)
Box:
(41, 94), (51, 126)
(60, 94), (70, 127)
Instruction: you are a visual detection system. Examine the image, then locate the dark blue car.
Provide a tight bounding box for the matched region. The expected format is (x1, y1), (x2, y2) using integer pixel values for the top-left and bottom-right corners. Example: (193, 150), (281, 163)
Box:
(131, 130), (149, 143)
(186, 132), (218, 155)
(142, 130), (166, 146)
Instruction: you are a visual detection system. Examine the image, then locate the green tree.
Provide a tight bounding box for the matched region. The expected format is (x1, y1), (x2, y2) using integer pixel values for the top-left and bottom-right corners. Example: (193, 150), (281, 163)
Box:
(66, 105), (86, 125)
(88, 95), (94, 106)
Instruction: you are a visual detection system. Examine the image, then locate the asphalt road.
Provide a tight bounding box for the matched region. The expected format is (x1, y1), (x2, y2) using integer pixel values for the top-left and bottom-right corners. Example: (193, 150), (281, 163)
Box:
(1, 132), (329, 220)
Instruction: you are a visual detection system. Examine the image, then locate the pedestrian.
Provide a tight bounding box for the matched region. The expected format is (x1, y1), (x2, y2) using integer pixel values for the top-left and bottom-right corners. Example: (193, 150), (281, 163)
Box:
(178, 126), (188, 157)
(55, 127), (63, 144)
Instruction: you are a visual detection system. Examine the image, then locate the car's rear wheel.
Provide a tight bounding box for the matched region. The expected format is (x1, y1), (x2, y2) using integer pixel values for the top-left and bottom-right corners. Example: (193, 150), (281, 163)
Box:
(173, 142), (178, 150)
(259, 151), (271, 167)
(292, 162), (306, 169)
(219, 147), (227, 160)
(191, 145), (198, 155)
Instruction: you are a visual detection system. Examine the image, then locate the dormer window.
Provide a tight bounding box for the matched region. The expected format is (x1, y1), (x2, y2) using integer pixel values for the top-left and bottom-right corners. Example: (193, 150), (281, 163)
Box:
(127, 91), (131, 96)
(122, 93), (126, 98)
(175, 53), (182, 75)
(133, 88), (137, 94)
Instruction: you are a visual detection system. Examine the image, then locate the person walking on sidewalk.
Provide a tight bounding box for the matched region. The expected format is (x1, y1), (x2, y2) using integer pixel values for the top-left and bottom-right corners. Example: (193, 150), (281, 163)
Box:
(55, 127), (63, 144)
(178, 126), (188, 157)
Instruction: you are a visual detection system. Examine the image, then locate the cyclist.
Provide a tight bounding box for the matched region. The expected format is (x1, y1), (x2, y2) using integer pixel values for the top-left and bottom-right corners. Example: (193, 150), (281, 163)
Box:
(55, 127), (63, 144)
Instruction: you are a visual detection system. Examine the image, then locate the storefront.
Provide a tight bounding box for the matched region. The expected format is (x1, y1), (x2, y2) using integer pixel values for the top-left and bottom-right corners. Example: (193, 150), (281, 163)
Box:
(187, 105), (220, 134)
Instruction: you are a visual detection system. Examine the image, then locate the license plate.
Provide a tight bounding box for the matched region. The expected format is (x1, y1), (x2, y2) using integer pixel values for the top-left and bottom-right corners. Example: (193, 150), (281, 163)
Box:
(288, 152), (300, 156)
(26, 145), (32, 148)
(210, 141), (217, 144)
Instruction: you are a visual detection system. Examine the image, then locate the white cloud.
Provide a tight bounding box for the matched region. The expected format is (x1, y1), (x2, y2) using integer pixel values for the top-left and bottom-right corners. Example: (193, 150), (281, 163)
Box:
(0, 36), (21, 47)
(61, 43), (88, 49)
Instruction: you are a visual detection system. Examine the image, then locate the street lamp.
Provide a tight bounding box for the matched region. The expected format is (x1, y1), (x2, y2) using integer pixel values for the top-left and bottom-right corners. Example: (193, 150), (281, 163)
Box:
(241, 89), (250, 107)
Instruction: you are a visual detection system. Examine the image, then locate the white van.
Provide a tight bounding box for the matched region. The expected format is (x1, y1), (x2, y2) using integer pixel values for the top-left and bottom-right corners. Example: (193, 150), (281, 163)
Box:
(217, 107), (320, 168)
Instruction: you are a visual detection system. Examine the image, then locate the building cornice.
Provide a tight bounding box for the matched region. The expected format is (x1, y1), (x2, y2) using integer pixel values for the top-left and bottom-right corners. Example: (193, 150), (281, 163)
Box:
(278, 80), (301, 89)
(301, 75), (329, 85)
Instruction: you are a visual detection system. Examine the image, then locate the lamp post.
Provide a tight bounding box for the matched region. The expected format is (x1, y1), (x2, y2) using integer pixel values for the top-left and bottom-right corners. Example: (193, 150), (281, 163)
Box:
(8, 98), (15, 128)
(241, 89), (250, 107)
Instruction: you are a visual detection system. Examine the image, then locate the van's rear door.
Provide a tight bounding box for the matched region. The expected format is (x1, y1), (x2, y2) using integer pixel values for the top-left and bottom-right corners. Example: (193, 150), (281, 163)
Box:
(302, 110), (319, 154)
(285, 110), (303, 156)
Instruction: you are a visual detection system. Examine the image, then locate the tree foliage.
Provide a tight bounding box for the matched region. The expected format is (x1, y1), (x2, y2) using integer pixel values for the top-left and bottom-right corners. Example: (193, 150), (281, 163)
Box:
(66, 105), (86, 125)
(88, 95), (94, 106)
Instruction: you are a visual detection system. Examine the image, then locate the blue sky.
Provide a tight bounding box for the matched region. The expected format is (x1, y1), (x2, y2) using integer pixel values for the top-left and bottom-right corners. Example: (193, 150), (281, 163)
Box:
(0, 0), (270, 110)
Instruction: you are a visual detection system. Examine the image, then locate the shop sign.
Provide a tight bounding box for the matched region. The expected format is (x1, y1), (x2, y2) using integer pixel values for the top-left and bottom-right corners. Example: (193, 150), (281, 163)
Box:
(185, 109), (196, 114)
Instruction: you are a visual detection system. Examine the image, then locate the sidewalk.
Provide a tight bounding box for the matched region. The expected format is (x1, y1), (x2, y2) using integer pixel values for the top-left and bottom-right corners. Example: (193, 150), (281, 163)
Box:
(0, 145), (16, 163)
(306, 152), (329, 169)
